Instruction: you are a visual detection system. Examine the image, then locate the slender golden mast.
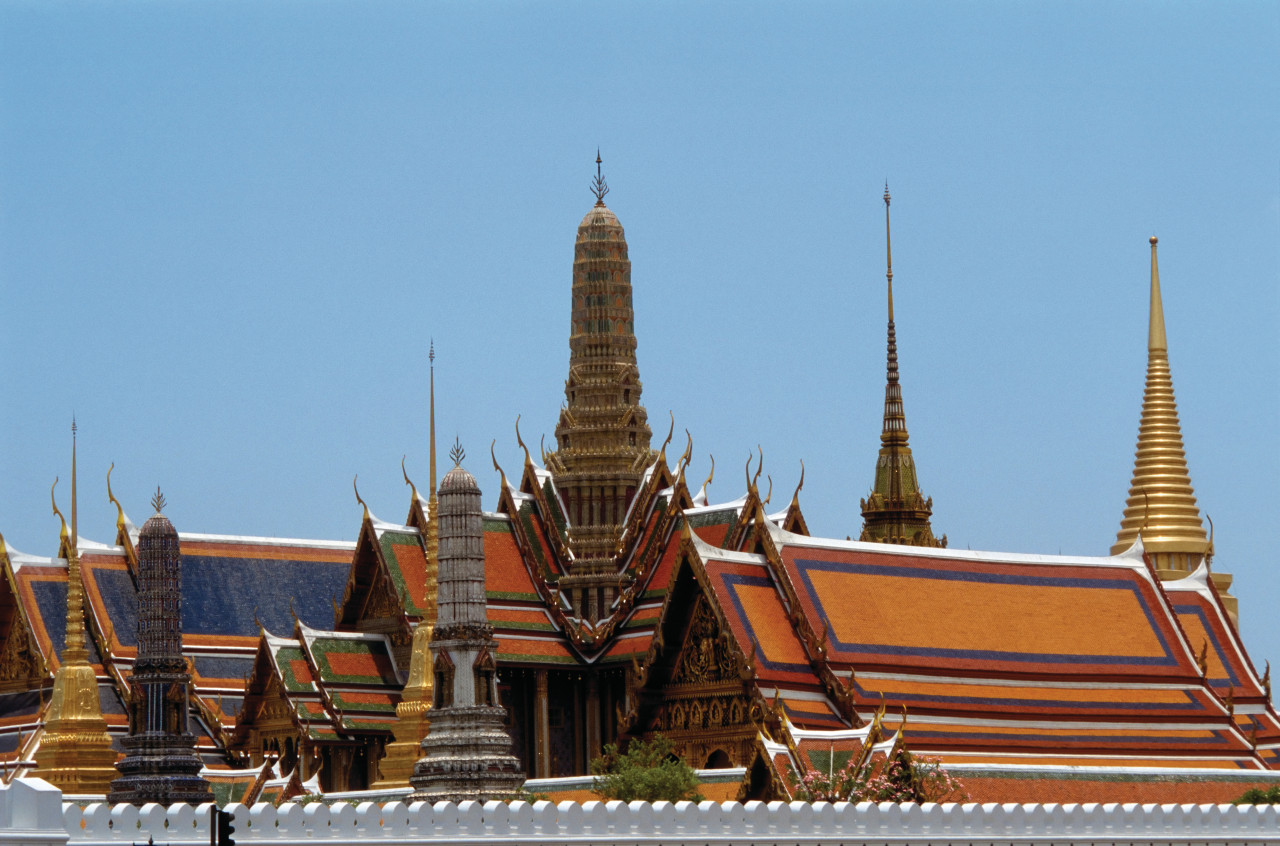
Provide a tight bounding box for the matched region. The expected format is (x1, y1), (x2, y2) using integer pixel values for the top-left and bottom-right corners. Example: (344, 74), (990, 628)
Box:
(32, 419), (117, 793)
(374, 344), (438, 787)
(1112, 238), (1235, 618)
(426, 340), (439, 622)
(859, 186), (944, 547)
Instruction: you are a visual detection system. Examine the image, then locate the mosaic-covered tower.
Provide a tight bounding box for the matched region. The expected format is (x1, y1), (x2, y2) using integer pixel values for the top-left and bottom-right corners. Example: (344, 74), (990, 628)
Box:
(108, 489), (212, 806)
(409, 442), (523, 802)
(859, 186), (945, 547)
(544, 154), (655, 621)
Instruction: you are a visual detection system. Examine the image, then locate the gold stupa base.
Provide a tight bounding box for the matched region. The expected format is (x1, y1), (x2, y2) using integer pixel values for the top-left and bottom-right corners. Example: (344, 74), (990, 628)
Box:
(371, 705), (430, 788)
(32, 723), (118, 795)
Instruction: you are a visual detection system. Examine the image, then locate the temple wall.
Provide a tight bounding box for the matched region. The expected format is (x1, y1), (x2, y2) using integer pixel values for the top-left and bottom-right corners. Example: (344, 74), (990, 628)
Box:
(3, 779), (1276, 846)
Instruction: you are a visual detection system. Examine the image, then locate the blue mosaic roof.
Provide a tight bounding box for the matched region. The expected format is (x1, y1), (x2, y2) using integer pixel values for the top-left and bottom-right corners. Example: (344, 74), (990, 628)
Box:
(193, 655), (255, 681)
(93, 567), (139, 647)
(30, 580), (104, 664)
(181, 555), (349, 637)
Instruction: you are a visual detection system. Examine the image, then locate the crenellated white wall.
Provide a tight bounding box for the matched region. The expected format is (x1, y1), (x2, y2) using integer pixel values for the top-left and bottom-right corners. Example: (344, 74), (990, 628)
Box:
(3, 779), (1278, 846)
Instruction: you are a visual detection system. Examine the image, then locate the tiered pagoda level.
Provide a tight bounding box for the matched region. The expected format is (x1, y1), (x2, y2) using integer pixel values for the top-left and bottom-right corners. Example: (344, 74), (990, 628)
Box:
(545, 156), (655, 621)
(108, 490), (212, 806)
(859, 186), (945, 547)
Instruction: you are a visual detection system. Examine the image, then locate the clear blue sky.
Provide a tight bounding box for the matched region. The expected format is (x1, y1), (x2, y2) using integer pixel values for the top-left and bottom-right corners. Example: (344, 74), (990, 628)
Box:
(3, 4), (1277, 672)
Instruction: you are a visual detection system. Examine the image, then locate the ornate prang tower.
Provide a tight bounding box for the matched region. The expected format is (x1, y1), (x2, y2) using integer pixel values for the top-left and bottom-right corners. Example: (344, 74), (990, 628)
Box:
(859, 186), (946, 547)
(109, 489), (212, 806)
(1112, 237), (1236, 619)
(31, 420), (117, 794)
(545, 153), (655, 620)
(409, 442), (523, 802)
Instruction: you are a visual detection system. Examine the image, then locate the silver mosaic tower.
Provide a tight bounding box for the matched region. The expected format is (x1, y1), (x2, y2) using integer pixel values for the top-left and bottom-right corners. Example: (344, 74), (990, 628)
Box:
(408, 442), (524, 802)
(108, 489), (212, 806)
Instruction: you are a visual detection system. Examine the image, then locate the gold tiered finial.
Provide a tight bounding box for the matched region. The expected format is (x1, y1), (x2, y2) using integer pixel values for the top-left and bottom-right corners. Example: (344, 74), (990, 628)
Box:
(32, 419), (117, 794)
(859, 186), (945, 548)
(1112, 236), (1210, 577)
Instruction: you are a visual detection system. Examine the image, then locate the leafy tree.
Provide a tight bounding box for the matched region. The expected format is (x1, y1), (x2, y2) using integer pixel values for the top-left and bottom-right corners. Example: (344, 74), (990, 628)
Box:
(590, 734), (704, 802)
(1233, 785), (1280, 804)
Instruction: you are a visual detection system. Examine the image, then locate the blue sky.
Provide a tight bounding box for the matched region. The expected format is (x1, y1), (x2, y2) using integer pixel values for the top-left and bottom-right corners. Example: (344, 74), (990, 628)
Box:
(2, 4), (1277, 671)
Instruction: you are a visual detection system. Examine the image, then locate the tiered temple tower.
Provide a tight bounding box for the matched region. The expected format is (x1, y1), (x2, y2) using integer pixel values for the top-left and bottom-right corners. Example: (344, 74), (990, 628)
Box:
(409, 442), (523, 802)
(375, 345), (439, 787)
(859, 187), (945, 547)
(30, 422), (118, 794)
(545, 155), (655, 620)
(1112, 237), (1236, 620)
(108, 489), (212, 805)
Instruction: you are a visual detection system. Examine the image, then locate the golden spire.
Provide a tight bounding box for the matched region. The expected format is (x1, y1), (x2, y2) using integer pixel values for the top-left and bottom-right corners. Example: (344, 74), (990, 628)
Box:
(373, 348), (441, 787)
(32, 419), (117, 794)
(1112, 237), (1210, 578)
(859, 186), (944, 548)
(425, 342), (439, 626)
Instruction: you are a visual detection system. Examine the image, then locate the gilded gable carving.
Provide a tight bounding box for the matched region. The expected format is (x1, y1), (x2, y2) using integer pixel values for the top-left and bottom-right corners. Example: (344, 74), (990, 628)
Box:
(670, 597), (739, 685)
(0, 617), (42, 684)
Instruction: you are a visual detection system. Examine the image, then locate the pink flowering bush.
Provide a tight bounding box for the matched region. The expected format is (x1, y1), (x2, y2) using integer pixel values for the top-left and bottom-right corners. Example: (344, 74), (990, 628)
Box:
(788, 749), (967, 803)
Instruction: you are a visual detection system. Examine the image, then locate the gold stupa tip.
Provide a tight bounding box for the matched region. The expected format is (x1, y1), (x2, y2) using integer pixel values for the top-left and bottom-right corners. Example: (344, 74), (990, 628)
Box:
(1150, 235), (1158, 245)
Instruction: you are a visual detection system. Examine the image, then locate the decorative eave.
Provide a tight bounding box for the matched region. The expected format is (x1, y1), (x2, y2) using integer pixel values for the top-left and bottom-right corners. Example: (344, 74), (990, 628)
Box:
(334, 513), (413, 635)
(0, 533), (52, 682)
(617, 526), (773, 738)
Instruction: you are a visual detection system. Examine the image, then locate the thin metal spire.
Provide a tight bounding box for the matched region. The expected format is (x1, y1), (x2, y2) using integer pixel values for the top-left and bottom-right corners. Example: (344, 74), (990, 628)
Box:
(429, 340), (437, 495)
(70, 416), (77, 548)
(884, 182), (894, 323)
(591, 149), (609, 206)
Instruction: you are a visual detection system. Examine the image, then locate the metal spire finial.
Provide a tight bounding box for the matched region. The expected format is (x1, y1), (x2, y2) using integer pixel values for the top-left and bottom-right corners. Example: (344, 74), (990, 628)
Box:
(884, 182), (894, 323)
(151, 486), (166, 514)
(429, 339), (437, 497)
(591, 149), (609, 206)
(450, 438), (465, 467)
(70, 416), (78, 548)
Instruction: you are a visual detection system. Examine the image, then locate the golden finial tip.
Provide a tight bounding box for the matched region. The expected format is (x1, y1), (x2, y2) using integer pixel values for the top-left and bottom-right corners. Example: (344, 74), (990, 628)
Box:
(1150, 235), (1158, 245)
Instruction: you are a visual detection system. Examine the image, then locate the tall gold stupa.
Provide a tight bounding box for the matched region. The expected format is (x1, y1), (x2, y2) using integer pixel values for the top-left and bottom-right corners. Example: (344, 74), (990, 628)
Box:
(1112, 237), (1236, 620)
(30, 422), (117, 794)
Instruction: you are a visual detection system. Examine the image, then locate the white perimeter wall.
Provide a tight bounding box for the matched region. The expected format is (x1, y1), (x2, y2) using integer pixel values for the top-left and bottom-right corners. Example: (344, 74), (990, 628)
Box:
(2, 778), (1277, 846)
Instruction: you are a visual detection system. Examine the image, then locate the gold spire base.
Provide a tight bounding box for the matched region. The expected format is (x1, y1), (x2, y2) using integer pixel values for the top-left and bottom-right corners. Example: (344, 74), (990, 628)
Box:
(31, 663), (117, 795)
(373, 623), (433, 788)
(373, 701), (432, 788)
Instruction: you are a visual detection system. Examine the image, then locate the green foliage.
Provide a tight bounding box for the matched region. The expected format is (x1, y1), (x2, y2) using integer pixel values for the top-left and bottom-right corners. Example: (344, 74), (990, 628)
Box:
(1233, 785), (1280, 804)
(590, 734), (704, 802)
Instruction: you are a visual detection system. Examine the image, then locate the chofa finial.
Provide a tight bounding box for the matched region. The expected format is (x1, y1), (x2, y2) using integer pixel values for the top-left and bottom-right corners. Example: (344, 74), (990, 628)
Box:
(151, 486), (166, 514)
(591, 150), (609, 206)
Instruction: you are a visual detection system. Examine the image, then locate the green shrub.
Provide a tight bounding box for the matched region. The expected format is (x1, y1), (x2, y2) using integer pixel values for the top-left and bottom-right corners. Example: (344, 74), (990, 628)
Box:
(1234, 785), (1280, 804)
(590, 734), (704, 802)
